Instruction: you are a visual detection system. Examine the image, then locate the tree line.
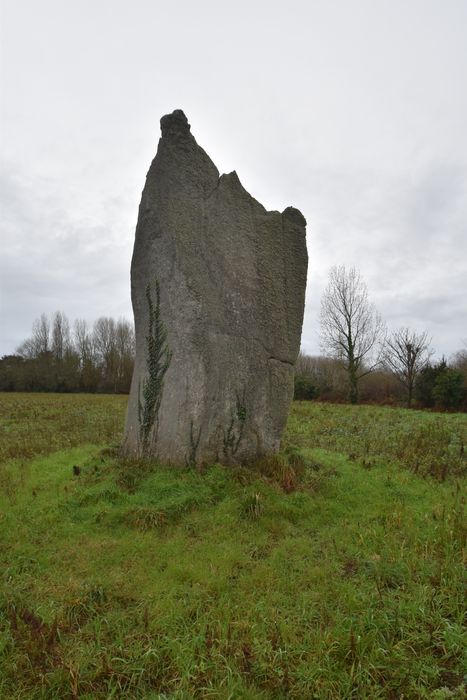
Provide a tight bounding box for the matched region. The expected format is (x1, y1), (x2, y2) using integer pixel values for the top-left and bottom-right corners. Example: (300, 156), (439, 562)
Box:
(0, 312), (135, 393)
(295, 265), (467, 411)
(2, 268), (466, 410)
(294, 353), (467, 410)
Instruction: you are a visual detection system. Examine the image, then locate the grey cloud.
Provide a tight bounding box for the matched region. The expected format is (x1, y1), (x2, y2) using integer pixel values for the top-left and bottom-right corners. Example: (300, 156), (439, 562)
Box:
(299, 162), (467, 359)
(1, 0), (466, 362)
(0, 166), (133, 355)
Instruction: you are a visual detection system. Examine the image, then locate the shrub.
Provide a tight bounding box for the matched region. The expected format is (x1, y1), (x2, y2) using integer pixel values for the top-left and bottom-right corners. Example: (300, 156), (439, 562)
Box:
(415, 360), (447, 407)
(434, 368), (464, 410)
(294, 375), (317, 400)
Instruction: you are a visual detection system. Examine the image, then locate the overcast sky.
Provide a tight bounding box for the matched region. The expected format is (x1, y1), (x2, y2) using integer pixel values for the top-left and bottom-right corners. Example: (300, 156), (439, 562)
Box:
(1, 0), (466, 360)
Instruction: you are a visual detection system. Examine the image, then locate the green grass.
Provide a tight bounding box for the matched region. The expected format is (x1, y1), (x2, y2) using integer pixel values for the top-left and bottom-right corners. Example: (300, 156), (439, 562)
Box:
(0, 393), (127, 463)
(0, 394), (465, 699)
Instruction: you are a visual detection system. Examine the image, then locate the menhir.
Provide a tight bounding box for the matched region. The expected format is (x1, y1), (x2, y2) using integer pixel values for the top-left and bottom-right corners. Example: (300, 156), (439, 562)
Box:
(123, 109), (308, 465)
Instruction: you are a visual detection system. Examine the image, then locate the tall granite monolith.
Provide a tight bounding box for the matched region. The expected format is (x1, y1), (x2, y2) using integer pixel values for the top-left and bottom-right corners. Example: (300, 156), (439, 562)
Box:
(123, 109), (308, 465)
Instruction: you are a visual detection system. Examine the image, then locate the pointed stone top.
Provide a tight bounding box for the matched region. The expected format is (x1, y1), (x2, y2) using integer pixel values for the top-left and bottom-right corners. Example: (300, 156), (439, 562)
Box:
(160, 109), (191, 138)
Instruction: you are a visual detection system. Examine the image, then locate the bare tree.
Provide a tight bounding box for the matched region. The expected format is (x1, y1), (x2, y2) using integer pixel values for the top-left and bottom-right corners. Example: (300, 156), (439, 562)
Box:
(51, 311), (71, 361)
(320, 265), (385, 404)
(295, 351), (315, 377)
(93, 317), (116, 361)
(383, 327), (432, 407)
(115, 318), (135, 392)
(33, 313), (51, 355)
(74, 319), (93, 366)
(295, 352), (348, 401)
(74, 318), (99, 390)
(452, 348), (467, 371)
(92, 317), (119, 391)
(10, 311), (135, 394)
(16, 313), (50, 358)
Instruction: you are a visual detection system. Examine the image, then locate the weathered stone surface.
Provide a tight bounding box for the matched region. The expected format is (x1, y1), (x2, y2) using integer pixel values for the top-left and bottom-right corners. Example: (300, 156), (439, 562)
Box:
(123, 109), (308, 465)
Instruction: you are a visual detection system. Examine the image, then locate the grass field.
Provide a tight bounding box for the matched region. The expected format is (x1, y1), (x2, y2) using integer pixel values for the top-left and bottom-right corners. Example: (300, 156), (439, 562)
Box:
(0, 393), (465, 699)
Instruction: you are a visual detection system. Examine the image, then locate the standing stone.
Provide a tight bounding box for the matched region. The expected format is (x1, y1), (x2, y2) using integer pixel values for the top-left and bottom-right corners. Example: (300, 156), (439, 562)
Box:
(123, 109), (308, 465)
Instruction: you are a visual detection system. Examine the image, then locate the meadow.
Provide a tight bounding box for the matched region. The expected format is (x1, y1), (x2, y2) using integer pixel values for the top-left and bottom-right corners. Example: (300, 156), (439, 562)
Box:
(0, 393), (465, 699)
